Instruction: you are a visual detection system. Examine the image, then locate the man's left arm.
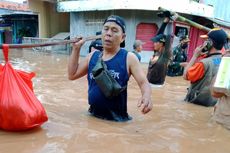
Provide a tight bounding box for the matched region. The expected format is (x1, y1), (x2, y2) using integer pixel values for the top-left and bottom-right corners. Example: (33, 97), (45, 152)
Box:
(127, 53), (153, 114)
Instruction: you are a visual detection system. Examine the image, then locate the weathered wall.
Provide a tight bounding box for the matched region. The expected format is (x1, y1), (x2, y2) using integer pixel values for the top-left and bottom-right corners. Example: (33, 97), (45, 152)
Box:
(28, 0), (48, 37)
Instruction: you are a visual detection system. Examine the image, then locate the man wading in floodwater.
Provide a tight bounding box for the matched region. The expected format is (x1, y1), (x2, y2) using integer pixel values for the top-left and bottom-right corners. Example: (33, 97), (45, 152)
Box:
(68, 15), (152, 121)
(147, 11), (172, 86)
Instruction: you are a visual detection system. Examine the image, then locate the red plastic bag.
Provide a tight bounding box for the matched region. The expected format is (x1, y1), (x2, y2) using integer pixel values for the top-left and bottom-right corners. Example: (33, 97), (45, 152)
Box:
(15, 70), (35, 91)
(0, 44), (48, 131)
(0, 65), (3, 73)
(0, 59), (35, 91)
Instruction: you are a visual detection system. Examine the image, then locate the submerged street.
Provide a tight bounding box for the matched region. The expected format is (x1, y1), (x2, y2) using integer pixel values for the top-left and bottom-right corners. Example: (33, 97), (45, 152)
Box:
(0, 49), (230, 153)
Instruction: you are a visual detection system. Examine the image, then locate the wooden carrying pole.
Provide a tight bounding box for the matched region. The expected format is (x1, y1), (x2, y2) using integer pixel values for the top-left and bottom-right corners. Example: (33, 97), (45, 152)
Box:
(158, 7), (230, 39)
(0, 35), (102, 49)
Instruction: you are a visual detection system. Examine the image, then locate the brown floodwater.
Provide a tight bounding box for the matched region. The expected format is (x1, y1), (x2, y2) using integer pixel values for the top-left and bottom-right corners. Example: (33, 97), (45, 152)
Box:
(0, 49), (230, 153)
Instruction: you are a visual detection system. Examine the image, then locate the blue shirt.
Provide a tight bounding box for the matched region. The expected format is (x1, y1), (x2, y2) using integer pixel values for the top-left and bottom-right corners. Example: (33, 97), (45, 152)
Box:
(87, 49), (131, 121)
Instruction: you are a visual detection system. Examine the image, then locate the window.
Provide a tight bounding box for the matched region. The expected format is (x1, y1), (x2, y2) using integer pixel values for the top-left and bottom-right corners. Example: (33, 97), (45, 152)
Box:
(175, 26), (189, 38)
(172, 23), (190, 48)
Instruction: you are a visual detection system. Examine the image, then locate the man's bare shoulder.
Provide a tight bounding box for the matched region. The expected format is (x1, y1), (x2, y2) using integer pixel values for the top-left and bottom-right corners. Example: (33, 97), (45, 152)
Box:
(127, 51), (137, 59)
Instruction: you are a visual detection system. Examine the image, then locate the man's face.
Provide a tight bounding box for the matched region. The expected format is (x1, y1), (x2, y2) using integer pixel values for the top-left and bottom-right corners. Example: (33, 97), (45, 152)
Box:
(102, 22), (125, 50)
(154, 42), (163, 51)
(136, 45), (143, 52)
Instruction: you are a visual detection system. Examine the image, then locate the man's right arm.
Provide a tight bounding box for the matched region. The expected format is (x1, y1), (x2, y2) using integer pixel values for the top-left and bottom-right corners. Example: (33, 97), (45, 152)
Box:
(68, 39), (89, 80)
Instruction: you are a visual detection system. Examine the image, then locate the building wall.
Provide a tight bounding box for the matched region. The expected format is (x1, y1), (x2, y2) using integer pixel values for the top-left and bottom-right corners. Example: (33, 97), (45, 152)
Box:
(28, 0), (69, 38)
(28, 0), (48, 37)
(70, 10), (173, 63)
(46, 2), (70, 37)
(204, 0), (230, 22)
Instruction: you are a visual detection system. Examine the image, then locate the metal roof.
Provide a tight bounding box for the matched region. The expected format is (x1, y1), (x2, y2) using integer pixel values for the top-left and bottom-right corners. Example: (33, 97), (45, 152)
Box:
(57, 0), (214, 18)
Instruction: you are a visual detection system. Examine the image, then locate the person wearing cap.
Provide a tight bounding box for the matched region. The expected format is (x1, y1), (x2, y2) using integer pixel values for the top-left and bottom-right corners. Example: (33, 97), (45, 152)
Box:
(183, 28), (228, 107)
(88, 31), (103, 53)
(211, 50), (230, 129)
(68, 15), (152, 121)
(132, 40), (144, 61)
(147, 16), (172, 85)
(88, 39), (103, 53)
(167, 35), (190, 76)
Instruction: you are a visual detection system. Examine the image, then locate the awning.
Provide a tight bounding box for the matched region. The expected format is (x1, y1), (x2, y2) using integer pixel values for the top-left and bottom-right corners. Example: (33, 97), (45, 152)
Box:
(0, 8), (34, 16)
(0, 8), (13, 15)
(0, 26), (12, 32)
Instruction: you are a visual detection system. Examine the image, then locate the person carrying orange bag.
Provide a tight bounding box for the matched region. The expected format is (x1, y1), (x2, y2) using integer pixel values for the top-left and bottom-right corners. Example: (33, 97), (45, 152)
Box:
(0, 44), (48, 131)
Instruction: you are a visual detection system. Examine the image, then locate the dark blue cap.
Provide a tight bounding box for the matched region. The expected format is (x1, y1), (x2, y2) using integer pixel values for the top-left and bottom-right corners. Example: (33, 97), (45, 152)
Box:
(208, 28), (227, 50)
(201, 28), (228, 50)
(103, 15), (126, 33)
(151, 34), (166, 44)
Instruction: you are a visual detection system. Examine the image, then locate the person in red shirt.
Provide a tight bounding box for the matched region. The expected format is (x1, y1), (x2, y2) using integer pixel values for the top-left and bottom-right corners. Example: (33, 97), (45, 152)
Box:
(183, 28), (228, 106)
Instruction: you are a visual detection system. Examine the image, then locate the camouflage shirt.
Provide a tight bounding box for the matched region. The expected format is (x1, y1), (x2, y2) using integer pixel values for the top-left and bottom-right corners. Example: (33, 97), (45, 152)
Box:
(167, 45), (187, 76)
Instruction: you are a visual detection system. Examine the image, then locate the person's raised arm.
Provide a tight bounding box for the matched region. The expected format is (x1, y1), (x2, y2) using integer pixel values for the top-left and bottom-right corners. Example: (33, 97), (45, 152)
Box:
(157, 17), (170, 35)
(127, 53), (153, 114)
(68, 38), (89, 80)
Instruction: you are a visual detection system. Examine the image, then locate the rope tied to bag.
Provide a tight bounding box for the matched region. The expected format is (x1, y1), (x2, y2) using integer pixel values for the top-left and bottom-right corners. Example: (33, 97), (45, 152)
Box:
(2, 44), (9, 63)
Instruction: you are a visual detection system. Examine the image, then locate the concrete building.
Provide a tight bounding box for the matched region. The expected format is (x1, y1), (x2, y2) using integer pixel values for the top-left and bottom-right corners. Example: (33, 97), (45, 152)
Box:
(0, 0), (31, 43)
(57, 0), (230, 62)
(0, 0), (70, 44)
(28, 0), (69, 38)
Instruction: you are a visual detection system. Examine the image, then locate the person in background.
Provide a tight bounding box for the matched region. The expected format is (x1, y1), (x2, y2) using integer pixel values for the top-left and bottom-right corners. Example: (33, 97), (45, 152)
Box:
(68, 15), (152, 122)
(132, 40), (144, 61)
(211, 50), (230, 130)
(167, 35), (190, 76)
(183, 28), (228, 107)
(88, 31), (103, 53)
(147, 11), (172, 86)
(88, 39), (103, 53)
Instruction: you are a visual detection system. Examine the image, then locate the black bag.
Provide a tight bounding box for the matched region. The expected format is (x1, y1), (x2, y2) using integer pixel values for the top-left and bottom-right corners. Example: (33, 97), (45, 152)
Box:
(92, 55), (126, 98)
